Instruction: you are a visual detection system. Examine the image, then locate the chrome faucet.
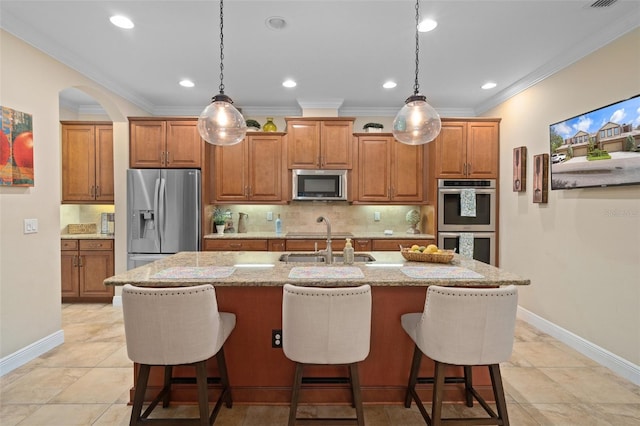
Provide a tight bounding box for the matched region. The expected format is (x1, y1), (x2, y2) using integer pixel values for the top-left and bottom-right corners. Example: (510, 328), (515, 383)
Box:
(316, 216), (332, 264)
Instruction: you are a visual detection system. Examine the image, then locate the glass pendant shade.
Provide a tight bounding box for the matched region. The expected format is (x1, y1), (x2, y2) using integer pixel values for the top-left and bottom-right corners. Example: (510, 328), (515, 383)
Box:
(197, 94), (247, 146)
(392, 95), (441, 145)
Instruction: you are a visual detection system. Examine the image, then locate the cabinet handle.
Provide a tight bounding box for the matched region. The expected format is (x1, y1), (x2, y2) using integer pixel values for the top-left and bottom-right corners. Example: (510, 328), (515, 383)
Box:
(229, 243), (242, 248)
(73, 255), (78, 267)
(160, 151), (164, 165)
(466, 163), (470, 176)
(78, 256), (84, 267)
(166, 151), (170, 165)
(96, 186), (100, 197)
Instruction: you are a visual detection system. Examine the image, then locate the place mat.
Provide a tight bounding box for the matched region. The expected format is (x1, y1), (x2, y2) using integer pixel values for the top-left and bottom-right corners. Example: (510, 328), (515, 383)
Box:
(401, 266), (484, 279)
(288, 266), (364, 279)
(152, 266), (235, 279)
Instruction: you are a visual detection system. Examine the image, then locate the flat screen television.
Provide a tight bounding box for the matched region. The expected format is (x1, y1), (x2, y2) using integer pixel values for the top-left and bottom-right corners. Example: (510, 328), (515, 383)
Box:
(549, 94), (640, 190)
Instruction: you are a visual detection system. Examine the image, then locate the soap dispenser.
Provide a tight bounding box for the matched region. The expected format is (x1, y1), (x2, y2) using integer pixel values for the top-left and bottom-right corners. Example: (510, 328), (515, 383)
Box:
(343, 238), (354, 265)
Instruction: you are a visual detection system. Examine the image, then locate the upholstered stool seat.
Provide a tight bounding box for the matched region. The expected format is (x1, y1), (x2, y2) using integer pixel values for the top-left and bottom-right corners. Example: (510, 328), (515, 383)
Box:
(282, 283), (372, 426)
(402, 285), (518, 426)
(122, 284), (235, 426)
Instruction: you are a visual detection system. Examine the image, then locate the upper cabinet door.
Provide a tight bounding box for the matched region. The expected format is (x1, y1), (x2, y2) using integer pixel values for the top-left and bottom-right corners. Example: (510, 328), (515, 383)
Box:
(466, 121), (499, 178)
(434, 121), (467, 178)
(130, 121), (166, 168)
(287, 120), (320, 169)
(248, 134), (283, 201)
(320, 120), (353, 169)
(165, 120), (202, 168)
(62, 124), (96, 201)
(94, 125), (114, 202)
(215, 141), (248, 201)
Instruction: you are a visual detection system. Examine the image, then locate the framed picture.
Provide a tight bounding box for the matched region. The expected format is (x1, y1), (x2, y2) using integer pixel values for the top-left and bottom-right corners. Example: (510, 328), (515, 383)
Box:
(513, 146), (527, 192)
(1, 106), (34, 187)
(533, 153), (549, 203)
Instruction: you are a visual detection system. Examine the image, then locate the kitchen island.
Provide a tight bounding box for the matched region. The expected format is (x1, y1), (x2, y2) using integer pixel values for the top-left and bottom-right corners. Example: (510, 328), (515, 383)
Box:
(105, 251), (529, 405)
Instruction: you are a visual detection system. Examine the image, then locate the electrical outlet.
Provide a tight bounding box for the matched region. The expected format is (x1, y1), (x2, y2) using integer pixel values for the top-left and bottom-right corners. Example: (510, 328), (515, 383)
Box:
(374, 211), (381, 221)
(272, 329), (282, 348)
(267, 211), (273, 221)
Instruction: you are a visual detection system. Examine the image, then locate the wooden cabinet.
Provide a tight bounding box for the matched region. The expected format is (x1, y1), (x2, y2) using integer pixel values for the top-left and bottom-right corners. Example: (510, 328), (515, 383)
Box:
(371, 238), (435, 251)
(214, 133), (285, 202)
(434, 120), (499, 178)
(61, 122), (114, 203)
(61, 239), (114, 302)
(203, 239), (269, 251)
(286, 118), (354, 169)
(268, 239), (286, 251)
(355, 135), (424, 203)
(285, 239), (347, 252)
(129, 119), (202, 168)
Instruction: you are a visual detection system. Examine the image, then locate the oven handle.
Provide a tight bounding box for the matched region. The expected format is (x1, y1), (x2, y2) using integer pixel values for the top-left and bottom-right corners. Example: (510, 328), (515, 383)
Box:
(438, 188), (496, 195)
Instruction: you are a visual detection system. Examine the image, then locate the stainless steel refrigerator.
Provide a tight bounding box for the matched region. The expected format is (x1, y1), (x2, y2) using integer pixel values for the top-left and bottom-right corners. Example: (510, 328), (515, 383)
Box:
(127, 169), (201, 269)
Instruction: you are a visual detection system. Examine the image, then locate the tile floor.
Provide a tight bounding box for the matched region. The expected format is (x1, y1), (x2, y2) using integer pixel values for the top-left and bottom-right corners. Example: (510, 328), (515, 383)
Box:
(1, 303), (639, 425)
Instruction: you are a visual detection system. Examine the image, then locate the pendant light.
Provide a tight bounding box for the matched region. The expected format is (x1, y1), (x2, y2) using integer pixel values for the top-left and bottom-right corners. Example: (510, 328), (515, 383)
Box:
(198, 0), (247, 146)
(392, 0), (441, 145)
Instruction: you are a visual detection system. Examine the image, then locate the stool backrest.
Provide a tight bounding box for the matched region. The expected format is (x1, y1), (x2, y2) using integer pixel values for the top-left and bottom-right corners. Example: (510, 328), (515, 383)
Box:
(418, 285), (518, 365)
(282, 284), (372, 364)
(122, 284), (223, 365)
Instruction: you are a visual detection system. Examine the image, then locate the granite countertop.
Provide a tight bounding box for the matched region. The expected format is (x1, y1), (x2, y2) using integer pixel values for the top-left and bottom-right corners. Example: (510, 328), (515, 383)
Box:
(104, 251), (529, 288)
(203, 231), (436, 240)
(61, 233), (114, 240)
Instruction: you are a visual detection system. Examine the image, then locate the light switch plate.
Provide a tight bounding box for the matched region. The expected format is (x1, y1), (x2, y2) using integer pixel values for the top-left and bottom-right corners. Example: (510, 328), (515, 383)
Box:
(374, 211), (381, 221)
(266, 211), (273, 221)
(24, 218), (38, 234)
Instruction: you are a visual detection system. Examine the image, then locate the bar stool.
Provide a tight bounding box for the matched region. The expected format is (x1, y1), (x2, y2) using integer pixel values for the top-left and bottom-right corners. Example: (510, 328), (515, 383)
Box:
(122, 284), (235, 426)
(401, 285), (518, 426)
(282, 283), (372, 426)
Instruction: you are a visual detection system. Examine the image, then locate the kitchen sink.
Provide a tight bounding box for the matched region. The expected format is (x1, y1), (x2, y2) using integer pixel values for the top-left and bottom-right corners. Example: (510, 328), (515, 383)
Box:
(278, 253), (376, 263)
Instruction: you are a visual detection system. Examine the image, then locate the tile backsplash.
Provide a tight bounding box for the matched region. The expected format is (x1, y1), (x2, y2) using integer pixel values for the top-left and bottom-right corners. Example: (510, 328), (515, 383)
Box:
(204, 203), (434, 236)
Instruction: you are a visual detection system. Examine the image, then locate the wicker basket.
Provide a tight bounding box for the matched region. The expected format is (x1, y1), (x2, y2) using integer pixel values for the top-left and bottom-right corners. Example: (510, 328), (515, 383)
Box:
(400, 248), (455, 264)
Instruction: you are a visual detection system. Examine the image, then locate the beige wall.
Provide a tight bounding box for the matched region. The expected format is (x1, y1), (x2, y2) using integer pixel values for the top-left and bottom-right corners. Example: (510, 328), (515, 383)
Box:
(485, 28), (640, 364)
(0, 31), (147, 360)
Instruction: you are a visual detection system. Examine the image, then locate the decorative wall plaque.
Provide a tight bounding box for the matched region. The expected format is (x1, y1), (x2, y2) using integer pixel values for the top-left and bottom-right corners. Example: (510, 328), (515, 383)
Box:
(513, 146), (527, 192)
(533, 153), (549, 203)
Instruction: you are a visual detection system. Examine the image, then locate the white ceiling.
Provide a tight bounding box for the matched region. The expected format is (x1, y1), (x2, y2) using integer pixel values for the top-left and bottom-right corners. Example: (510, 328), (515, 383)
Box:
(1, 0), (639, 117)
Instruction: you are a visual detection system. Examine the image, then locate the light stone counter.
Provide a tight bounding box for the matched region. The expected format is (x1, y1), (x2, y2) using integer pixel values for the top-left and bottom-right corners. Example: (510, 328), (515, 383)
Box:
(61, 233), (114, 239)
(104, 251), (529, 288)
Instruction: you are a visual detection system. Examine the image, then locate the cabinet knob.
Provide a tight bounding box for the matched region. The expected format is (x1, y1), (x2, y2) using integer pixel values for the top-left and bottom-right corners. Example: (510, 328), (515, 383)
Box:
(166, 151), (170, 165)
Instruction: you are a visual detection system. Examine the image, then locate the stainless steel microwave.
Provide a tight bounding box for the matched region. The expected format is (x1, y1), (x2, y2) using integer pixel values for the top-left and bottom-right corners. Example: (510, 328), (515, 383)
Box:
(292, 169), (347, 201)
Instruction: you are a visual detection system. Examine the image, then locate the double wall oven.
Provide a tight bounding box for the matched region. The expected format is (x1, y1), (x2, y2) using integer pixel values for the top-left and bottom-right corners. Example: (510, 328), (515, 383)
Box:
(437, 179), (496, 265)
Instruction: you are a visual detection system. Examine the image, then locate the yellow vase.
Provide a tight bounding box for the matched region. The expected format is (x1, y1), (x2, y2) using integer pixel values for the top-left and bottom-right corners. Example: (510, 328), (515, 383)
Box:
(263, 117), (277, 132)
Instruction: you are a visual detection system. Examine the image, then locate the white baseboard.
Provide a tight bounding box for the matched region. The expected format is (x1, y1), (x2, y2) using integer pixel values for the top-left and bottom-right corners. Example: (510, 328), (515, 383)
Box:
(517, 306), (640, 386)
(0, 330), (64, 377)
(112, 295), (122, 307)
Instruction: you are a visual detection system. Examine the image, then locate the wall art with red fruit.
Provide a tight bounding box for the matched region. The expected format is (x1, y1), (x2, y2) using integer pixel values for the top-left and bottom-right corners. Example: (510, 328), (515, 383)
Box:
(1, 106), (34, 186)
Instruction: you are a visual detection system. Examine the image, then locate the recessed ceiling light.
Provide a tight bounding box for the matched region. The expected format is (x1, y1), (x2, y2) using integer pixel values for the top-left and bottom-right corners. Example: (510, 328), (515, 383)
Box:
(266, 16), (287, 30)
(110, 15), (134, 29)
(417, 18), (437, 32)
(481, 82), (497, 90)
(383, 81), (397, 89)
(283, 79), (297, 88)
(179, 79), (195, 88)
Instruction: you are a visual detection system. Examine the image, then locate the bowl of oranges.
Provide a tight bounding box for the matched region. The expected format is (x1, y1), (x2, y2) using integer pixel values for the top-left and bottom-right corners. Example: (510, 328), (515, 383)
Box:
(400, 244), (455, 263)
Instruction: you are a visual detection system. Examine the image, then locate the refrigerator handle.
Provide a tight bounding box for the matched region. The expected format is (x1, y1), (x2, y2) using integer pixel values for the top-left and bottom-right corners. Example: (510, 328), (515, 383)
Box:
(159, 177), (167, 244)
(153, 177), (161, 245)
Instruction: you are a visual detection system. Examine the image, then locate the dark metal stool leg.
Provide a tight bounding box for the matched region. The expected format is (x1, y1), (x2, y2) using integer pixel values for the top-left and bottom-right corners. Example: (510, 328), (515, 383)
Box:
(405, 344), (422, 408)
(162, 365), (173, 408)
(464, 366), (473, 407)
(195, 361), (210, 426)
(489, 364), (510, 426)
(431, 361), (446, 426)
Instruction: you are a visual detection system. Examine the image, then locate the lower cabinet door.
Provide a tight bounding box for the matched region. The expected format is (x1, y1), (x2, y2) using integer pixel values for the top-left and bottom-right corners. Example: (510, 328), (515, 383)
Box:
(78, 250), (114, 298)
(61, 252), (79, 298)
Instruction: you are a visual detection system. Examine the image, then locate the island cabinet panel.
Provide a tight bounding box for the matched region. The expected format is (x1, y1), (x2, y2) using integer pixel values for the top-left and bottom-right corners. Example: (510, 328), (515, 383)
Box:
(203, 239), (269, 251)
(434, 119), (499, 178)
(134, 286), (493, 404)
(352, 238), (372, 251)
(355, 135), (423, 203)
(61, 122), (114, 203)
(129, 119), (202, 168)
(214, 133), (285, 202)
(372, 238), (436, 251)
(268, 239), (286, 251)
(286, 118), (354, 169)
(61, 239), (114, 302)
